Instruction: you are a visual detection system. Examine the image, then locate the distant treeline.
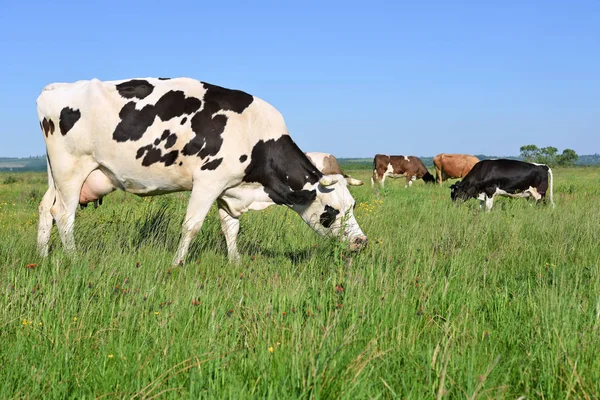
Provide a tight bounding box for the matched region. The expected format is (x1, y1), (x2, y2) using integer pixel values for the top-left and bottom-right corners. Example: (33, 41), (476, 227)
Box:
(2, 153), (600, 173)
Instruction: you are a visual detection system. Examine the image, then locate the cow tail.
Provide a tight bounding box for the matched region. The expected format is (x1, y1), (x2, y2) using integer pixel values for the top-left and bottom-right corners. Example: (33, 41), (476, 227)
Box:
(547, 165), (555, 208)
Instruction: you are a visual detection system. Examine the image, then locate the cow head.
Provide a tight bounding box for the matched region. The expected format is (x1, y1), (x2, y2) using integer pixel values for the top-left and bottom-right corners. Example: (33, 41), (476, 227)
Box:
(450, 180), (469, 201)
(295, 174), (368, 251)
(422, 171), (436, 184)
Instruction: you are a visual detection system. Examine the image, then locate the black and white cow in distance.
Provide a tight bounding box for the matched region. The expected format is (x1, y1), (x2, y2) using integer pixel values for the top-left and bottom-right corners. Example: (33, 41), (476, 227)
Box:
(450, 159), (555, 211)
(37, 77), (367, 264)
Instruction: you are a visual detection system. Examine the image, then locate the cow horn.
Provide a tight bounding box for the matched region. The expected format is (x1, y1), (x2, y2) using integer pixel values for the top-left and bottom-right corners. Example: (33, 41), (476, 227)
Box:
(319, 176), (338, 187)
(345, 177), (364, 186)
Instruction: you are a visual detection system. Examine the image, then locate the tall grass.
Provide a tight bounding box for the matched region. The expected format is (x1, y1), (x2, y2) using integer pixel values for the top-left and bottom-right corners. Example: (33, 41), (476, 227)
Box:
(1, 168), (599, 398)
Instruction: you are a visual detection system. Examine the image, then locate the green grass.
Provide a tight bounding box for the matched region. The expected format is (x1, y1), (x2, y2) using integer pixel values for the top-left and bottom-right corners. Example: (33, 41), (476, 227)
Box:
(1, 168), (599, 399)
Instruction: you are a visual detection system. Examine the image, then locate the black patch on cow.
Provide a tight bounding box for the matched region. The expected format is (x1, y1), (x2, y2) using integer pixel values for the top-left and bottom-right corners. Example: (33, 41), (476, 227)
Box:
(136, 144), (179, 167)
(181, 117), (187, 125)
(201, 82), (254, 113)
(158, 77), (171, 80)
(155, 91), (202, 121)
(239, 154), (247, 163)
(154, 138), (160, 145)
(48, 119), (55, 135)
(243, 135), (322, 206)
(116, 79), (154, 100)
(113, 102), (157, 142)
(181, 83), (254, 159)
(319, 205), (339, 228)
(59, 107), (81, 135)
(201, 158), (223, 171)
(160, 130), (170, 141)
(179, 161), (183, 166)
(42, 118), (49, 137)
(165, 133), (177, 149)
(161, 150), (179, 166)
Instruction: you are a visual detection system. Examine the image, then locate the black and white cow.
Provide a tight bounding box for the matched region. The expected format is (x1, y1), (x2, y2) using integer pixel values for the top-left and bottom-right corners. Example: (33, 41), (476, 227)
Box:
(37, 77), (367, 264)
(450, 159), (554, 211)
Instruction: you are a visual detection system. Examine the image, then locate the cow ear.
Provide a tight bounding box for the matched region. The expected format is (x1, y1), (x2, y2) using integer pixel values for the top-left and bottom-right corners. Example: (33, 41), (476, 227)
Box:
(319, 176), (338, 187)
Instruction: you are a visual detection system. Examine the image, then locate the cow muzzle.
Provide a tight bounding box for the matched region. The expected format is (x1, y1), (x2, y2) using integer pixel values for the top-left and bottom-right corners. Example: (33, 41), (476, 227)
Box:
(349, 235), (368, 251)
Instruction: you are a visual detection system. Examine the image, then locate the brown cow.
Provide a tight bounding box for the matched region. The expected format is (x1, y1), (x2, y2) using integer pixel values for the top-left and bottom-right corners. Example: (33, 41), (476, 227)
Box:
(371, 154), (435, 188)
(305, 152), (363, 186)
(433, 153), (479, 184)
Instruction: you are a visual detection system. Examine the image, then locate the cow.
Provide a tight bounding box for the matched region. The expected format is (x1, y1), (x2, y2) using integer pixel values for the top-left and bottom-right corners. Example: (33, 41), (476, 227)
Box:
(433, 153), (479, 184)
(450, 159), (555, 211)
(37, 77), (367, 265)
(305, 152), (363, 186)
(371, 154), (435, 188)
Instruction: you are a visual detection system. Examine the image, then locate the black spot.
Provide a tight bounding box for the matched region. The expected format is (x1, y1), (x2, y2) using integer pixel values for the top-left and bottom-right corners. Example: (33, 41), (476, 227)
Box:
(136, 144), (152, 159)
(181, 117), (187, 125)
(181, 83), (253, 159)
(201, 82), (254, 113)
(154, 139), (160, 145)
(201, 158), (223, 171)
(162, 150), (179, 166)
(239, 154), (247, 163)
(243, 135), (322, 206)
(160, 130), (170, 141)
(136, 144), (179, 167)
(158, 77), (171, 80)
(48, 119), (55, 135)
(59, 107), (81, 135)
(319, 205), (340, 228)
(182, 108), (226, 158)
(116, 79), (154, 100)
(113, 102), (156, 142)
(155, 91), (201, 121)
(179, 162), (183, 166)
(165, 133), (177, 149)
(42, 118), (49, 137)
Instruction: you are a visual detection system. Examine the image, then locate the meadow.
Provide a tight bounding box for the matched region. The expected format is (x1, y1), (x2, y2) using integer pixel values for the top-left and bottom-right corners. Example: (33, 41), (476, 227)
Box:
(1, 167), (599, 399)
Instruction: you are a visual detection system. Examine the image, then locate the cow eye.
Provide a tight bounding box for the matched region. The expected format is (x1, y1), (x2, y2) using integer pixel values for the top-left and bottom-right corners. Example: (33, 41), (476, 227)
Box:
(319, 205), (340, 228)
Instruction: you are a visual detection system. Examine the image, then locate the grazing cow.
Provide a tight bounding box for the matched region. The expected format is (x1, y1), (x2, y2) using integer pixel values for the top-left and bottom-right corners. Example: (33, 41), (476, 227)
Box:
(305, 152), (363, 186)
(371, 154), (435, 188)
(450, 159), (554, 211)
(433, 153), (479, 184)
(37, 77), (367, 264)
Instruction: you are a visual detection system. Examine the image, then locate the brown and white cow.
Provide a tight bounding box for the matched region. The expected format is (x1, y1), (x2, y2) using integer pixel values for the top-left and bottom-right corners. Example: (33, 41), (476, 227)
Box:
(371, 154), (435, 188)
(433, 153), (479, 184)
(37, 77), (367, 264)
(305, 152), (363, 186)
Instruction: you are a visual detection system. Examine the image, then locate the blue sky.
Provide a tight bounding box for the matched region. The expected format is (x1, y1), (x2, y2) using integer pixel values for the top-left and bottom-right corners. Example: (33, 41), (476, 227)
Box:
(1, 0), (598, 158)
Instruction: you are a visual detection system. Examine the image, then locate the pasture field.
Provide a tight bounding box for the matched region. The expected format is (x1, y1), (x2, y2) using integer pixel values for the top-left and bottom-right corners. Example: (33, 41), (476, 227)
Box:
(1, 167), (599, 399)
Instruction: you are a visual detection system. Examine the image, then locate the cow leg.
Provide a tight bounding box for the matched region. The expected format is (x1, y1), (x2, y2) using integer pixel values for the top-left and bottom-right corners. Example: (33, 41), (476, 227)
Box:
(380, 173), (386, 188)
(173, 180), (226, 265)
(484, 195), (495, 211)
(49, 157), (98, 253)
(218, 207), (241, 263)
(37, 185), (55, 256)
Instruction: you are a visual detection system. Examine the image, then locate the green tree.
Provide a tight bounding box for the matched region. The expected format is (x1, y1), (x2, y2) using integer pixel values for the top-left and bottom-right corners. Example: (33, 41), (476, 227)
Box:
(539, 146), (558, 165)
(557, 148), (578, 166)
(520, 145), (540, 162)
